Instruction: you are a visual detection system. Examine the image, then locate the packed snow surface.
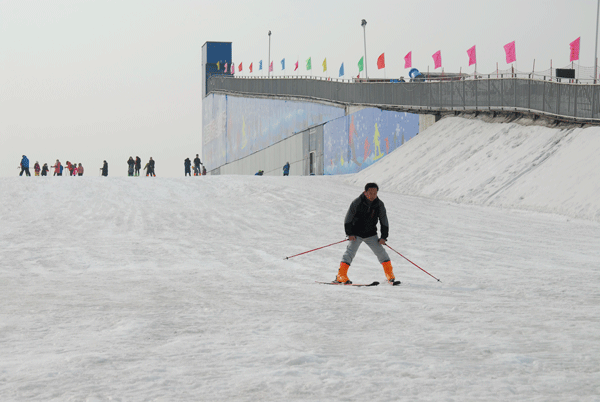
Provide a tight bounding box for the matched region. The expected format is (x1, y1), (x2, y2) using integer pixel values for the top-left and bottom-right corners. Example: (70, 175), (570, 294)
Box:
(2, 117), (600, 401)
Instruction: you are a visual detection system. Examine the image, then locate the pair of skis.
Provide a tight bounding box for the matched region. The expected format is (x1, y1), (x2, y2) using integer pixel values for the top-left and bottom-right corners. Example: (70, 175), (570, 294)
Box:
(316, 280), (400, 287)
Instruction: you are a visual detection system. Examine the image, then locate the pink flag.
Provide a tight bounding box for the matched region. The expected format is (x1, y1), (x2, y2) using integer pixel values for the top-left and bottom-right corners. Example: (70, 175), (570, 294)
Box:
(467, 45), (476, 66)
(504, 41), (516, 64)
(269, 61), (273, 72)
(249, 62), (253, 73)
(224, 62), (228, 73)
(238, 62), (242, 72)
(294, 61), (299, 71)
(231, 62), (235, 74)
(377, 53), (385, 69)
(570, 37), (580, 62)
(404, 51), (412, 69)
(432, 50), (442, 69)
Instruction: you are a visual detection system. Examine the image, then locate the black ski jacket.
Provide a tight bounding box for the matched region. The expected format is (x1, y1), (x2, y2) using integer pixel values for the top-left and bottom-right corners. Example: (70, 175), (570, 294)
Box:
(344, 193), (389, 240)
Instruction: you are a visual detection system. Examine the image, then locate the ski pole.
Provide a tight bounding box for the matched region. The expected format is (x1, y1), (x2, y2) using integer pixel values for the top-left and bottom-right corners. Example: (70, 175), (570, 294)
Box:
(284, 239), (348, 260)
(386, 244), (441, 282)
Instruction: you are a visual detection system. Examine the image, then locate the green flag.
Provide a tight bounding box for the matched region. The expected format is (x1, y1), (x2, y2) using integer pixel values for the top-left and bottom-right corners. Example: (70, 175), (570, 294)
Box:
(358, 57), (364, 72)
(306, 57), (312, 70)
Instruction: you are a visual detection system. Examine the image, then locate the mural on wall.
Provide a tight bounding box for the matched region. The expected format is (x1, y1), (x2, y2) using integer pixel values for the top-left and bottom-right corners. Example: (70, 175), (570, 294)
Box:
(324, 108), (419, 175)
(202, 93), (344, 170)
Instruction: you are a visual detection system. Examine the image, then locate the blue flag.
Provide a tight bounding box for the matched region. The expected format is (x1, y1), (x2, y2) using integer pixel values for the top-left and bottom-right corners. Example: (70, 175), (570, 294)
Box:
(281, 58), (285, 70)
(339, 63), (345, 77)
(259, 60), (263, 70)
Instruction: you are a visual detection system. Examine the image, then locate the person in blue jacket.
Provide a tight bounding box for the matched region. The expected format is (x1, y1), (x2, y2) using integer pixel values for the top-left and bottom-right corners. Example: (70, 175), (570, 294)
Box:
(283, 162), (290, 176)
(19, 155), (31, 176)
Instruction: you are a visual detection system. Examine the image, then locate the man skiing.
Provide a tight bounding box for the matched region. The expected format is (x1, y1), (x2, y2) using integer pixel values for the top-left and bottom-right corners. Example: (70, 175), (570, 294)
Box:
(336, 182), (397, 284)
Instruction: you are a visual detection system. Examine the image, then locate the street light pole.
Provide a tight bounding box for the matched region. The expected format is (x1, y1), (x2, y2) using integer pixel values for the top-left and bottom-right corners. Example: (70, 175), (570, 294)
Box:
(361, 19), (368, 79)
(268, 30), (272, 78)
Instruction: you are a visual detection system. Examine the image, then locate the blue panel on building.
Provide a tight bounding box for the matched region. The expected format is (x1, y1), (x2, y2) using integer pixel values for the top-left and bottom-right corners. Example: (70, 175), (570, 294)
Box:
(206, 42), (231, 64)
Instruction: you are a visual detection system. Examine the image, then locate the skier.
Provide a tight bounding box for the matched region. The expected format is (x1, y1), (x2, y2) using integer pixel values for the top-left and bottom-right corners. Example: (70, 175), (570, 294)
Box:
(283, 162), (290, 176)
(34, 161), (41, 176)
(184, 157), (192, 176)
(135, 156), (141, 176)
(19, 155), (31, 176)
(52, 160), (62, 176)
(127, 157), (135, 176)
(193, 154), (202, 176)
(101, 160), (108, 177)
(335, 182), (397, 285)
(77, 163), (84, 176)
(41, 163), (49, 176)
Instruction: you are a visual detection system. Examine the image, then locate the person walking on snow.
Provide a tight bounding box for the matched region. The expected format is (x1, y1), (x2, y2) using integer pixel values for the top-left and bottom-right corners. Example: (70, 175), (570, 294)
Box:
(135, 156), (141, 176)
(336, 182), (396, 284)
(283, 161), (290, 176)
(19, 155), (31, 176)
(127, 157), (135, 176)
(41, 163), (49, 176)
(77, 163), (84, 176)
(34, 161), (41, 176)
(52, 160), (62, 176)
(184, 157), (192, 176)
(101, 160), (108, 177)
(193, 154), (201, 176)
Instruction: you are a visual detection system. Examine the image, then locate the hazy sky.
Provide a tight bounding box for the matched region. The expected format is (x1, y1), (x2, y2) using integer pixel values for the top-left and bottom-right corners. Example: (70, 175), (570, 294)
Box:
(1, 0), (596, 177)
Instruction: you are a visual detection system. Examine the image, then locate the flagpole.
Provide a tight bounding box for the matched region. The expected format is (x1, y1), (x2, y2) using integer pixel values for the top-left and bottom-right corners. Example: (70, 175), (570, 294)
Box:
(361, 19), (368, 79)
(595, 0), (599, 83)
(268, 30), (271, 78)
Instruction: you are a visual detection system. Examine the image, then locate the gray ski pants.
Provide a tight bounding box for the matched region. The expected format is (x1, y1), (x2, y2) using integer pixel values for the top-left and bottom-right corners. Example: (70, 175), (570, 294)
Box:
(341, 235), (390, 265)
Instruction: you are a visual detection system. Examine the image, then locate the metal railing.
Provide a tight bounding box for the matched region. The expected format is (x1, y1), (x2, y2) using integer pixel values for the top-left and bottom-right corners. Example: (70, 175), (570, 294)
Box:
(207, 75), (600, 123)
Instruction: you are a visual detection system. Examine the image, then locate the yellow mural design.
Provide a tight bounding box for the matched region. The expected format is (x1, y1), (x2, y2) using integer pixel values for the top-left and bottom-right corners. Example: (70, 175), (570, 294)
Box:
(340, 154), (345, 166)
(373, 123), (384, 161)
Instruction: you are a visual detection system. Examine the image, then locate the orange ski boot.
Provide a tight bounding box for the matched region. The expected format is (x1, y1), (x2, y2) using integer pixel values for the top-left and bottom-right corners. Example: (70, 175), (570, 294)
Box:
(335, 262), (352, 284)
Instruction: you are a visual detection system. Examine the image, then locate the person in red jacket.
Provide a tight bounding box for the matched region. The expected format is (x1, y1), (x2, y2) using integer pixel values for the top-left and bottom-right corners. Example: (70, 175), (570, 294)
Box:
(52, 160), (62, 176)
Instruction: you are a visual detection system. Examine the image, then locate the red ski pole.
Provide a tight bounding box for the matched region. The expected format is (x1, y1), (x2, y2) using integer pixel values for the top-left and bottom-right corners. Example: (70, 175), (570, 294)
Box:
(284, 239), (348, 260)
(386, 244), (441, 282)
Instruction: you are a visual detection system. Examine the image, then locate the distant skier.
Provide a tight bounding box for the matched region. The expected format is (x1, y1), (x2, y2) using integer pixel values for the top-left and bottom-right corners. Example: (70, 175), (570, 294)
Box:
(184, 157), (192, 176)
(335, 183), (396, 285)
(193, 154), (202, 176)
(34, 161), (41, 176)
(41, 163), (49, 176)
(77, 163), (84, 176)
(135, 156), (141, 176)
(19, 155), (31, 176)
(127, 157), (135, 177)
(283, 162), (290, 176)
(101, 160), (108, 177)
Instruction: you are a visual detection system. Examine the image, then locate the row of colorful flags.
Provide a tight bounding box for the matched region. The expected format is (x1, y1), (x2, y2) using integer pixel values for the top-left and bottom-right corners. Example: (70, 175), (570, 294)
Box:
(216, 38), (581, 77)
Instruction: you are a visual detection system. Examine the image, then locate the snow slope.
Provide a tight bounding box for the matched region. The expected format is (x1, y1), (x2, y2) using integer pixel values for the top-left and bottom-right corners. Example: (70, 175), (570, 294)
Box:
(347, 116), (600, 221)
(1, 175), (599, 401)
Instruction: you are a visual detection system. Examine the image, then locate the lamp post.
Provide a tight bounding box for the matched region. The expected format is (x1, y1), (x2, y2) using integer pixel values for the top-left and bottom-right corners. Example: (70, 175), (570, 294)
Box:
(361, 19), (368, 79)
(268, 30), (272, 78)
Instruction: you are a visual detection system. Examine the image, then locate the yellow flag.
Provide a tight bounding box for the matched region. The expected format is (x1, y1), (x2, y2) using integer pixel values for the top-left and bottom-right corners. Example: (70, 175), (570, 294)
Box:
(217, 61), (220, 70)
(322, 58), (327, 72)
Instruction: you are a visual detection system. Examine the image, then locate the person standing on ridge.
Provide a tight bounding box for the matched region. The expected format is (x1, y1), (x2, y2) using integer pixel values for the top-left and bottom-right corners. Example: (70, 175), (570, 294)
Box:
(41, 163), (49, 176)
(147, 157), (155, 177)
(101, 160), (108, 177)
(77, 163), (84, 176)
(335, 182), (397, 285)
(127, 157), (135, 176)
(135, 156), (141, 176)
(34, 161), (41, 176)
(283, 161), (290, 176)
(19, 155), (31, 176)
(52, 160), (62, 176)
(193, 154), (201, 176)
(184, 157), (192, 176)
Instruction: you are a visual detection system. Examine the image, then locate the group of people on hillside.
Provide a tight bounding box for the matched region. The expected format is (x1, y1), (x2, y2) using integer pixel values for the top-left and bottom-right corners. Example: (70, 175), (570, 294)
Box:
(126, 156), (156, 177)
(19, 156), (84, 176)
(184, 154), (206, 176)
